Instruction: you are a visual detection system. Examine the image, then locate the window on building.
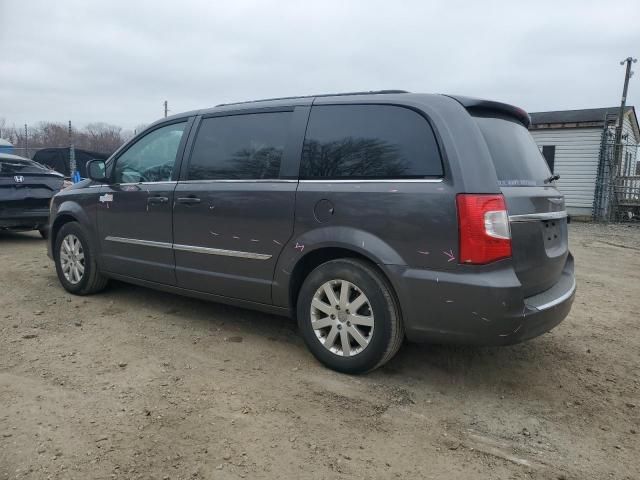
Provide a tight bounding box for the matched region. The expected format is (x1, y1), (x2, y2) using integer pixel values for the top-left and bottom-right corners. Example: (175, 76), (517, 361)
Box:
(187, 112), (292, 180)
(541, 145), (556, 173)
(300, 105), (443, 179)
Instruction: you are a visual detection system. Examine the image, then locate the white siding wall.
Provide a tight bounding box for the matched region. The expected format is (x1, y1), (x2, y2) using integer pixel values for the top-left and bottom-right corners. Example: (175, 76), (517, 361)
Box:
(530, 127), (602, 217)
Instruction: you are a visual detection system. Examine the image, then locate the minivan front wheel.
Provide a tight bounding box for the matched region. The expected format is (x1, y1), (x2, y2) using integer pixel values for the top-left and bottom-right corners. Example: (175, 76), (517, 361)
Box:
(54, 222), (108, 295)
(297, 258), (404, 373)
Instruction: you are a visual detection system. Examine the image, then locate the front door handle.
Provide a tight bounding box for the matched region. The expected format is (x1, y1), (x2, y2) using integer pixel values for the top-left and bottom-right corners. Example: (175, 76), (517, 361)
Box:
(176, 196), (201, 205)
(147, 196), (169, 205)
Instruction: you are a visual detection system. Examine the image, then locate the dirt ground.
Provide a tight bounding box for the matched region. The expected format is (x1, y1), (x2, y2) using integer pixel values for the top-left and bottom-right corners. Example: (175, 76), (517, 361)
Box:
(0, 223), (638, 480)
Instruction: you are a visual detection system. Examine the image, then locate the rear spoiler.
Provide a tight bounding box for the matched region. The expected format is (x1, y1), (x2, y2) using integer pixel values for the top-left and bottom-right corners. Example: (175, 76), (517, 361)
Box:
(443, 95), (531, 127)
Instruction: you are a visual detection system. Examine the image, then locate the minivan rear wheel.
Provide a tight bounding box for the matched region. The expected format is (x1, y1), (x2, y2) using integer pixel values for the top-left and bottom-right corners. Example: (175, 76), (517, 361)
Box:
(297, 258), (404, 373)
(54, 222), (108, 295)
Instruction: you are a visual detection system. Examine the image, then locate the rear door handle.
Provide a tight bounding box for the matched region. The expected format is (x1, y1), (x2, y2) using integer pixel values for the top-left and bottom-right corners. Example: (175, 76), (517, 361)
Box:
(147, 196), (169, 205)
(176, 196), (201, 205)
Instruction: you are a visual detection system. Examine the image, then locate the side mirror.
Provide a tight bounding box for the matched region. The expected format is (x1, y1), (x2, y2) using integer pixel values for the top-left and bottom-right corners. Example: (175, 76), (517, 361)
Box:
(87, 159), (108, 182)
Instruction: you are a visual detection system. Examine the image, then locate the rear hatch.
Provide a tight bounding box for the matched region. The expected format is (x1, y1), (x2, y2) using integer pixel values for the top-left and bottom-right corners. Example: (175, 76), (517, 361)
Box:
(472, 111), (568, 297)
(0, 157), (64, 214)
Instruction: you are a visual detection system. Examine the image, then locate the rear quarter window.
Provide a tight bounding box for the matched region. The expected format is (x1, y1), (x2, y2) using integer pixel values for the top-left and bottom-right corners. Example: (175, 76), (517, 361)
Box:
(473, 112), (551, 186)
(300, 104), (443, 179)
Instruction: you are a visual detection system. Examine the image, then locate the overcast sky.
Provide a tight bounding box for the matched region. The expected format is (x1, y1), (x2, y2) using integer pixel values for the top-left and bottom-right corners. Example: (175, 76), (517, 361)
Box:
(1, 0), (639, 129)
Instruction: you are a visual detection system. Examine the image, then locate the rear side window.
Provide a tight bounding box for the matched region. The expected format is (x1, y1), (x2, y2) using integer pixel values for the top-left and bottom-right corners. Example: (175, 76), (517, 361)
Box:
(473, 113), (551, 186)
(187, 112), (292, 180)
(300, 105), (443, 179)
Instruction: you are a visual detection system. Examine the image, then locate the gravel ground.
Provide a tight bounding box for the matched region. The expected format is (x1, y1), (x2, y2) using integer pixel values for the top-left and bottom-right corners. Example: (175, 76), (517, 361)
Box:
(0, 223), (639, 480)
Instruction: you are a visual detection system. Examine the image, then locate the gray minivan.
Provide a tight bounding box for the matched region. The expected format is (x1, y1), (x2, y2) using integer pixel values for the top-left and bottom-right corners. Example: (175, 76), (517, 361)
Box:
(47, 91), (575, 373)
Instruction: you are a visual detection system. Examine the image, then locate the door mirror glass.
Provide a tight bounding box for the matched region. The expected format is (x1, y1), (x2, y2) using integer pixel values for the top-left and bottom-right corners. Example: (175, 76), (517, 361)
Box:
(87, 159), (107, 182)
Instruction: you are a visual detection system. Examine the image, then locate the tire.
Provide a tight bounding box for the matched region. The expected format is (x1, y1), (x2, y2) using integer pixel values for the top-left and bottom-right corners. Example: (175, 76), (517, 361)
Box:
(38, 227), (49, 239)
(297, 258), (404, 374)
(54, 221), (108, 295)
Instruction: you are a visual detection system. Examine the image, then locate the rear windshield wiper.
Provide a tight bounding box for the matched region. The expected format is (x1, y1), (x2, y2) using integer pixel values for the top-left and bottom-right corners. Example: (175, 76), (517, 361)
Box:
(544, 174), (560, 184)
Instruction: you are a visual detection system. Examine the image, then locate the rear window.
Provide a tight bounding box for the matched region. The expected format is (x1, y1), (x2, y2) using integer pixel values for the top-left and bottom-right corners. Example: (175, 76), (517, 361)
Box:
(300, 105), (443, 179)
(473, 113), (551, 186)
(0, 157), (52, 175)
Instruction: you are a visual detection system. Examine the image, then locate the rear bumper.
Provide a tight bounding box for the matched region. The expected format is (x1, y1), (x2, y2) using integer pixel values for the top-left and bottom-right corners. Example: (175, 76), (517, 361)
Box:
(0, 208), (49, 229)
(387, 254), (575, 345)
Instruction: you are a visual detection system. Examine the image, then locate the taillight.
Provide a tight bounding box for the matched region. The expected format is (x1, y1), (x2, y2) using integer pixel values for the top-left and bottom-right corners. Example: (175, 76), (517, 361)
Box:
(456, 194), (511, 264)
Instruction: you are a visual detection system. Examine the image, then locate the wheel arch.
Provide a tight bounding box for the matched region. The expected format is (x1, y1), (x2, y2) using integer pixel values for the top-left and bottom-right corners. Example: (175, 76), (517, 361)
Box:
(50, 200), (99, 261)
(51, 212), (79, 246)
(273, 226), (406, 312)
(283, 246), (403, 324)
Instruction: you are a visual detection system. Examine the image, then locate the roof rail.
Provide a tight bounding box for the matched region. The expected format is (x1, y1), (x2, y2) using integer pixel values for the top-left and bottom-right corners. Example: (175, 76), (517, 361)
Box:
(216, 90), (409, 107)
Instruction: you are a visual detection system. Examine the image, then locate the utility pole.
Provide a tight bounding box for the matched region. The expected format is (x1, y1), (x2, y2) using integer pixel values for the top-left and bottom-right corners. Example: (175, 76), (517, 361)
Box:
(608, 57), (637, 221)
(614, 57), (637, 175)
(24, 124), (28, 158)
(164, 100), (169, 118)
(69, 120), (76, 181)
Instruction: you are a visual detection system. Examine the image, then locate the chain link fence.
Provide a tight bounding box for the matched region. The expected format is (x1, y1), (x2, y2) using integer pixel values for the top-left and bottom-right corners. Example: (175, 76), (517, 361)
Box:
(593, 120), (640, 221)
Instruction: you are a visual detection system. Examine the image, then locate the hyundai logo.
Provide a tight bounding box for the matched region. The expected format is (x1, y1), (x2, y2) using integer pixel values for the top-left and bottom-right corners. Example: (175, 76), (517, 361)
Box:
(14, 175), (24, 183)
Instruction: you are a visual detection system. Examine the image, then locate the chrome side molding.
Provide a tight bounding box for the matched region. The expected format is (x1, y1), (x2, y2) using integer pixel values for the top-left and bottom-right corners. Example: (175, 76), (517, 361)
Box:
(508, 211), (568, 222)
(173, 243), (272, 260)
(105, 236), (271, 260)
(299, 178), (443, 183)
(105, 236), (173, 249)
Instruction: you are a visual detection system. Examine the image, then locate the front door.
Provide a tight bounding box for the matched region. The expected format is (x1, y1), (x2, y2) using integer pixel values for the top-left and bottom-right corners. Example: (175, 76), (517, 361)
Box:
(97, 120), (190, 285)
(173, 109), (302, 304)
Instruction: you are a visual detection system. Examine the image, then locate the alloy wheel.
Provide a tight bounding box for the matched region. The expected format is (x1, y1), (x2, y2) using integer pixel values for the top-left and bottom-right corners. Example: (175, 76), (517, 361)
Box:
(310, 279), (374, 357)
(59, 234), (85, 285)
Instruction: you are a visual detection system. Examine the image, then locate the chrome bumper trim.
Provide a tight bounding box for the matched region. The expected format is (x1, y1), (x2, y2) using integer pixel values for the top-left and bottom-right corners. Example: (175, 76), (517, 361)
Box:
(532, 278), (576, 311)
(509, 211), (568, 222)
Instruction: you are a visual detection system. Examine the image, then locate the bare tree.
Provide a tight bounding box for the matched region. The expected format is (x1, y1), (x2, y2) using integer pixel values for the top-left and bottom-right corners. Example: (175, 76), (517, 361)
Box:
(81, 122), (125, 153)
(1, 120), (131, 158)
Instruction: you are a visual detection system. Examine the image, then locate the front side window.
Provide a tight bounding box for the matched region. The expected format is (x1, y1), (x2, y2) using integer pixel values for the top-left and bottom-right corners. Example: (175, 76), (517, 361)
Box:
(187, 112), (291, 180)
(300, 105), (443, 179)
(114, 122), (186, 183)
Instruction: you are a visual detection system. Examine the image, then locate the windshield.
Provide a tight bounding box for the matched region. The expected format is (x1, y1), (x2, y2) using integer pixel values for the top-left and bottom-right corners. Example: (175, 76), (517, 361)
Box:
(473, 113), (551, 186)
(0, 157), (54, 175)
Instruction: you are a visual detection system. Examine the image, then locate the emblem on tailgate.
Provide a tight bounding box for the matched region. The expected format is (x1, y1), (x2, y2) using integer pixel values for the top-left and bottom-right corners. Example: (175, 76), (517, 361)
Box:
(13, 175), (24, 183)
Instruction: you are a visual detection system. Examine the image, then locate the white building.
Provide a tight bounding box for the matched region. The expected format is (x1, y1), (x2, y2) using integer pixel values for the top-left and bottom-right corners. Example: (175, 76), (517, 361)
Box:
(529, 106), (639, 218)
